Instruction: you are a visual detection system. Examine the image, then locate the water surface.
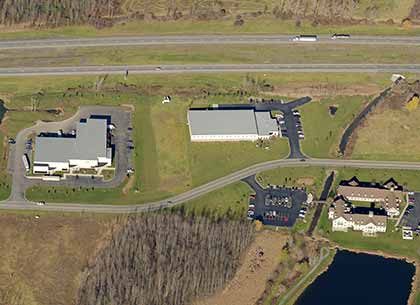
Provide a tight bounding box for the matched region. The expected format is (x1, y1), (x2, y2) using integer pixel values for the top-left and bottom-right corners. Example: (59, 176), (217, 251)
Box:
(294, 250), (415, 305)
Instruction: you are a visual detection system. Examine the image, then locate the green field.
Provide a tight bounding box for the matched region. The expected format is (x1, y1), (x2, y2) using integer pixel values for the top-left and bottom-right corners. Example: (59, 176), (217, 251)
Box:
(175, 182), (252, 219)
(0, 72), (413, 204)
(351, 106), (420, 162)
(300, 96), (368, 158)
(257, 166), (329, 198)
(3, 44), (420, 68)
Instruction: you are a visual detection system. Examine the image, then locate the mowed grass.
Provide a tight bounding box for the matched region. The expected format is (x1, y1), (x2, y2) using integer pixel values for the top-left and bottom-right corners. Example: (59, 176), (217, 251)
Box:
(177, 182), (252, 218)
(332, 167), (420, 192)
(317, 206), (420, 259)
(2, 44), (420, 67)
(351, 107), (420, 161)
(257, 166), (329, 198)
(300, 95), (368, 158)
(0, 72), (407, 204)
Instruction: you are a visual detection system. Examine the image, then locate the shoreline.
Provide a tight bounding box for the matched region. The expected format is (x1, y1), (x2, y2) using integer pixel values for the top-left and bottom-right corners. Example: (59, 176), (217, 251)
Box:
(334, 244), (419, 305)
(282, 247), (336, 305)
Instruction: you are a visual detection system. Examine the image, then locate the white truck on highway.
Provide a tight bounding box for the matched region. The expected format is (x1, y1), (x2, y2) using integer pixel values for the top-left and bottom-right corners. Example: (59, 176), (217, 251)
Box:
(292, 35), (318, 42)
(22, 154), (30, 173)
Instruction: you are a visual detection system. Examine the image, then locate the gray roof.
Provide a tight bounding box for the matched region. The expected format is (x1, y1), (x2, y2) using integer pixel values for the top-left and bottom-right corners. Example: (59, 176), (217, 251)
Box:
(34, 118), (108, 163)
(188, 109), (258, 135)
(255, 111), (278, 136)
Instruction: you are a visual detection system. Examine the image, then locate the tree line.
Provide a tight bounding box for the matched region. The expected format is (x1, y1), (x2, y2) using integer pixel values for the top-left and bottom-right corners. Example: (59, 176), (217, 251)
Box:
(76, 213), (255, 305)
(0, 0), (120, 26)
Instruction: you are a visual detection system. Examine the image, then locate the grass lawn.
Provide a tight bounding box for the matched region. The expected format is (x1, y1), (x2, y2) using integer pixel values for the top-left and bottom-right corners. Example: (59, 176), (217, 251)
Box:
(176, 181), (252, 219)
(11, 74), (289, 204)
(0, 72), (413, 204)
(351, 107), (420, 161)
(300, 95), (368, 158)
(317, 205), (420, 259)
(3, 44), (420, 67)
(333, 167), (420, 192)
(256, 166), (329, 198)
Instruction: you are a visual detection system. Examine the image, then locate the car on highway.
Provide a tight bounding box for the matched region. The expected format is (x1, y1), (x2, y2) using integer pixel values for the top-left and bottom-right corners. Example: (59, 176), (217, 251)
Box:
(331, 33), (351, 40)
(291, 35), (318, 42)
(35, 201), (45, 206)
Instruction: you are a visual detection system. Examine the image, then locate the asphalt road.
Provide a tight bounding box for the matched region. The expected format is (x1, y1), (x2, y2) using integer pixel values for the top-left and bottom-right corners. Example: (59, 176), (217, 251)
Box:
(2, 35), (420, 49)
(2, 64), (420, 76)
(4, 158), (420, 213)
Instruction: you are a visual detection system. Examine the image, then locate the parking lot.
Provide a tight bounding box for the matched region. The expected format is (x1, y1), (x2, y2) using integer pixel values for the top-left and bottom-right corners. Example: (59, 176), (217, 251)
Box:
(400, 192), (420, 233)
(243, 175), (308, 227)
(8, 106), (132, 202)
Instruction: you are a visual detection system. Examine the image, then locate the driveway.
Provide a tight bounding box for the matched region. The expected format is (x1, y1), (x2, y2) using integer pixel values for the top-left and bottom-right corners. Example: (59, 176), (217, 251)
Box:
(219, 96), (311, 159)
(7, 106), (132, 202)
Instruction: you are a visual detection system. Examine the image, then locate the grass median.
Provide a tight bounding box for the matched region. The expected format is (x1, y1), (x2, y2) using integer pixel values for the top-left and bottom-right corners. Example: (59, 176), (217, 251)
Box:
(2, 44), (420, 68)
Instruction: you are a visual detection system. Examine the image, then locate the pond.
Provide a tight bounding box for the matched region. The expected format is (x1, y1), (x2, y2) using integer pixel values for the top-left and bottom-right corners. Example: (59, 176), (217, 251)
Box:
(294, 250), (415, 305)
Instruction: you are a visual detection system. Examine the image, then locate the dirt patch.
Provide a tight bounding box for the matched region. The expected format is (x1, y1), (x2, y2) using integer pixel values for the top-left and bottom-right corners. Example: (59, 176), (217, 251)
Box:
(296, 177), (315, 186)
(267, 83), (381, 99)
(193, 230), (287, 305)
(122, 175), (135, 194)
(0, 214), (111, 305)
(120, 103), (135, 112)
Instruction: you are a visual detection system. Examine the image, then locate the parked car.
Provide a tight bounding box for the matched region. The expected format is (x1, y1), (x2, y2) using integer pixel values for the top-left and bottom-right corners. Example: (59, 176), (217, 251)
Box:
(247, 210), (255, 217)
(248, 204), (255, 209)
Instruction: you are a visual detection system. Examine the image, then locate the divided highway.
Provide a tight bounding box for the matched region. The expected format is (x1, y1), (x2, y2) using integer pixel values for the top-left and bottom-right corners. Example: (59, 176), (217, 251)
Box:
(3, 158), (420, 213)
(2, 35), (420, 49)
(2, 64), (420, 76)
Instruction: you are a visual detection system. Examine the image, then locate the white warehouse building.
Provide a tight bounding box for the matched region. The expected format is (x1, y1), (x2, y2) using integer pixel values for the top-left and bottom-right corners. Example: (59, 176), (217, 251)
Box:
(187, 109), (279, 142)
(33, 118), (112, 174)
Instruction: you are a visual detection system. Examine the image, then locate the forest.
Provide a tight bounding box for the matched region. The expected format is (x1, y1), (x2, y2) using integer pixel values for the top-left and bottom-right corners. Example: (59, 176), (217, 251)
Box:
(0, 0), (120, 26)
(76, 213), (255, 305)
(0, 0), (410, 28)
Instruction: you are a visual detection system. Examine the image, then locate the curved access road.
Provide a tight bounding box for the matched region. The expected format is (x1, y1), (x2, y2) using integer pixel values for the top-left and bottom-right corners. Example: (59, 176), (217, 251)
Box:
(2, 64), (420, 76)
(3, 158), (420, 213)
(2, 35), (420, 49)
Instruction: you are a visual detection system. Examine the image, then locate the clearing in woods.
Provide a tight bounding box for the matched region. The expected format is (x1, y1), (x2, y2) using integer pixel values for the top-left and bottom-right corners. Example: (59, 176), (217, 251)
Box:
(193, 230), (288, 305)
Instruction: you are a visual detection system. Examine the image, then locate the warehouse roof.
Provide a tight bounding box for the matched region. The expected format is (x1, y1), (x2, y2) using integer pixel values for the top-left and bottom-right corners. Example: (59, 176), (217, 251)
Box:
(34, 118), (108, 163)
(188, 109), (258, 136)
(255, 111), (278, 136)
(188, 109), (277, 136)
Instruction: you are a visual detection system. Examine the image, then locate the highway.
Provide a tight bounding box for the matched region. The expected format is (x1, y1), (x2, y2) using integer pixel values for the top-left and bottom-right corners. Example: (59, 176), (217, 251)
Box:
(2, 35), (420, 49)
(2, 64), (420, 76)
(3, 158), (420, 213)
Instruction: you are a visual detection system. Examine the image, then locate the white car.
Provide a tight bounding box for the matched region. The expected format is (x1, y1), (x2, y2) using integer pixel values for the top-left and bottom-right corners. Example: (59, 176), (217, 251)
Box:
(35, 201), (45, 206)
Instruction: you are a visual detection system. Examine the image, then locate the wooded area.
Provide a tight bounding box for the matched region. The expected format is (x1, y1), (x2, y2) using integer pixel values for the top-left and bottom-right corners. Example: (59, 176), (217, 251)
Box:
(76, 213), (255, 305)
(0, 0), (120, 26)
(0, 0), (408, 28)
